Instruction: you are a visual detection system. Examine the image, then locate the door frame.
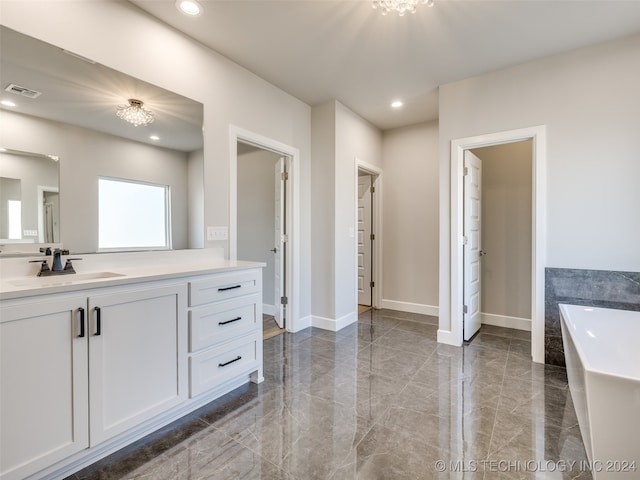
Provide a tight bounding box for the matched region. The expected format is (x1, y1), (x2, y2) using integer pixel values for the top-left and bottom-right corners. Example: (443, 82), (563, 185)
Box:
(354, 158), (383, 310)
(447, 126), (546, 363)
(229, 125), (301, 332)
(37, 185), (59, 243)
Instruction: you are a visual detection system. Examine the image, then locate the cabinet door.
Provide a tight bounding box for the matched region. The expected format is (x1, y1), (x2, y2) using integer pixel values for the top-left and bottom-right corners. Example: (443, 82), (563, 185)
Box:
(88, 284), (187, 446)
(0, 296), (88, 480)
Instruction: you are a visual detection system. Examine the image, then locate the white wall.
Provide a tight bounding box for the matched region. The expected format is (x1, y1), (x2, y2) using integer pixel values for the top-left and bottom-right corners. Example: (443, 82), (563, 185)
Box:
(334, 102), (382, 321)
(310, 100), (382, 327)
(438, 33), (640, 334)
(0, 110), (189, 253)
(1, 0), (312, 320)
(187, 149), (204, 249)
(237, 148), (279, 308)
(381, 121), (439, 314)
(472, 141), (532, 321)
(310, 102), (336, 320)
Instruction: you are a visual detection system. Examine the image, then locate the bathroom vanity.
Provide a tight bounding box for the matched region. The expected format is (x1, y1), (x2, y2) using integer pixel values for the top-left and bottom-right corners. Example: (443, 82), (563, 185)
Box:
(0, 250), (264, 480)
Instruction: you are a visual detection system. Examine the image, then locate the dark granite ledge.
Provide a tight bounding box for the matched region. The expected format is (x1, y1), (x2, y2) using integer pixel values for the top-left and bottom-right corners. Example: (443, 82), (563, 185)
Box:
(545, 267), (640, 366)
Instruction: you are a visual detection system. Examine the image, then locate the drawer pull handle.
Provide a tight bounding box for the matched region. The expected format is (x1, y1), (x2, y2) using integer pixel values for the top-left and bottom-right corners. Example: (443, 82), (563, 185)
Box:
(218, 356), (242, 368)
(95, 306), (101, 336)
(78, 307), (85, 338)
(218, 285), (241, 292)
(219, 316), (242, 326)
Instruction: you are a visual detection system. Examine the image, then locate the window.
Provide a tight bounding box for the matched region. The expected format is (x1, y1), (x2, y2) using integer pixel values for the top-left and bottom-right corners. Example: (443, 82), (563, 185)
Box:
(8, 200), (21, 239)
(98, 177), (170, 250)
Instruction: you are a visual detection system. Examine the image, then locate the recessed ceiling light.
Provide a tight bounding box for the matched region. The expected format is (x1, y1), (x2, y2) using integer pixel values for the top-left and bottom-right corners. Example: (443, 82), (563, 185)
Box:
(391, 100), (403, 108)
(150, 135), (160, 141)
(176, 0), (203, 16)
(1, 100), (17, 107)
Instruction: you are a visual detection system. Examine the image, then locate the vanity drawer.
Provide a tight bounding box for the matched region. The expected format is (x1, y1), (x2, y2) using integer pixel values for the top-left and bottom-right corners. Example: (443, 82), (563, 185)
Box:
(189, 295), (259, 352)
(189, 270), (260, 307)
(189, 335), (258, 397)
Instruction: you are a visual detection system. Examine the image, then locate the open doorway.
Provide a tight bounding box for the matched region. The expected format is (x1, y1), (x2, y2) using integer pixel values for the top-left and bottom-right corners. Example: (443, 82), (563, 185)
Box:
(230, 125), (301, 334)
(462, 141), (533, 341)
(448, 126), (546, 363)
(355, 160), (382, 314)
(357, 172), (374, 313)
(237, 141), (287, 339)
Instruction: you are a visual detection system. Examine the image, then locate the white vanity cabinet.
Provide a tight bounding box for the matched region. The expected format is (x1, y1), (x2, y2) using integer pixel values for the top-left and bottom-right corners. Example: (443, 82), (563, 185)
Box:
(0, 282), (186, 480)
(0, 262), (263, 480)
(0, 295), (89, 480)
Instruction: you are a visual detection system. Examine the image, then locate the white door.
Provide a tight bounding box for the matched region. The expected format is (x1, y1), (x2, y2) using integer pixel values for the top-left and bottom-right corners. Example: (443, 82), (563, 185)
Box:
(463, 151), (482, 341)
(273, 158), (285, 328)
(357, 175), (372, 306)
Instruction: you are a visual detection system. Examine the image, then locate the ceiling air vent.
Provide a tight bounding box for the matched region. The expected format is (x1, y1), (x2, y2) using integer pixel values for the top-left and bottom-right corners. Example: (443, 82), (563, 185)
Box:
(4, 83), (42, 99)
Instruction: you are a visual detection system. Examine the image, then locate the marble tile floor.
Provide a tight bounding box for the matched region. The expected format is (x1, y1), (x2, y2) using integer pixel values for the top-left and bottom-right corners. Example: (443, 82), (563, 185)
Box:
(67, 309), (591, 479)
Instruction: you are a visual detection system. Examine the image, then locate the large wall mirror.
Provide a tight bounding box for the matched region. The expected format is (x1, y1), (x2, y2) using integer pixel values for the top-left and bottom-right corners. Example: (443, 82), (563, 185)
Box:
(0, 26), (204, 255)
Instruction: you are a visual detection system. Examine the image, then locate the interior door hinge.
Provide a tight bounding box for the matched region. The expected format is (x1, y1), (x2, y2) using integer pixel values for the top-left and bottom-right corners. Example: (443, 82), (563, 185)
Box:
(281, 172), (289, 181)
(370, 186), (375, 194)
(463, 305), (468, 314)
(370, 281), (375, 288)
(462, 236), (468, 245)
(370, 233), (375, 241)
(281, 296), (288, 305)
(281, 234), (288, 243)
(464, 167), (469, 176)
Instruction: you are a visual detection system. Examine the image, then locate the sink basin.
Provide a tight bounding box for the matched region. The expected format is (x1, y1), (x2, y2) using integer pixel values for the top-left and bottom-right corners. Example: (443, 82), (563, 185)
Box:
(9, 271), (126, 288)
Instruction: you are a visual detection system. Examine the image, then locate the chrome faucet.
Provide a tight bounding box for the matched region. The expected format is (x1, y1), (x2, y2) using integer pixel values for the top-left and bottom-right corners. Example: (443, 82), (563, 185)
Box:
(30, 248), (81, 276)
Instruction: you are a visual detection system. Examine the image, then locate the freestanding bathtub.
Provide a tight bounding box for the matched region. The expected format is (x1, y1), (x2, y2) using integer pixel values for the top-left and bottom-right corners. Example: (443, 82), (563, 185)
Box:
(559, 304), (640, 479)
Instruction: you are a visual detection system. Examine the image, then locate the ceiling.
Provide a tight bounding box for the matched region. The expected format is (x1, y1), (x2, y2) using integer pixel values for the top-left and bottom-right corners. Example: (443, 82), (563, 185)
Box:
(129, 0), (640, 130)
(0, 26), (203, 152)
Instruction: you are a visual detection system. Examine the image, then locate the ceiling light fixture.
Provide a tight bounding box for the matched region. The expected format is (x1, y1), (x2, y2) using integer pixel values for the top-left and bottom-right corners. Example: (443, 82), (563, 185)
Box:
(150, 135), (160, 141)
(373, 0), (434, 16)
(1, 99), (17, 107)
(116, 99), (154, 127)
(176, 0), (203, 17)
(391, 100), (403, 108)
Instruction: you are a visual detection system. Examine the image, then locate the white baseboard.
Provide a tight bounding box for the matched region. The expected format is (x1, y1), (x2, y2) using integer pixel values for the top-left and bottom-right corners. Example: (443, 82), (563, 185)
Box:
(380, 299), (439, 317)
(437, 328), (460, 346)
(263, 304), (276, 316)
(311, 311), (358, 332)
(481, 312), (531, 331)
(289, 314), (311, 333)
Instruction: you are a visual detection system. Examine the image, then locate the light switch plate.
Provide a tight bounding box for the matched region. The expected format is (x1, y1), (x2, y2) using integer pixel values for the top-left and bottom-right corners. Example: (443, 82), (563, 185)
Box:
(207, 226), (228, 241)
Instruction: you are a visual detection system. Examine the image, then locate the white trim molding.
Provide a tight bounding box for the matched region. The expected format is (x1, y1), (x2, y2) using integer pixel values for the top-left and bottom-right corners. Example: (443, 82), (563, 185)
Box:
(481, 313), (531, 331)
(263, 304), (276, 316)
(311, 312), (358, 332)
(380, 299), (439, 317)
(443, 125), (546, 363)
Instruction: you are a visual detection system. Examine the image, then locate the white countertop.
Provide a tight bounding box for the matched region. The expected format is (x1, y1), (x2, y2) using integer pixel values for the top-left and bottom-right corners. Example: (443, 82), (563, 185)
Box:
(0, 250), (265, 300)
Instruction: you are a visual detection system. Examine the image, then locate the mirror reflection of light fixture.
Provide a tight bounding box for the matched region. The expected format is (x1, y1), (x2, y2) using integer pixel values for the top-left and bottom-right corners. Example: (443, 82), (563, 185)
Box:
(116, 99), (154, 127)
(372, 0), (434, 16)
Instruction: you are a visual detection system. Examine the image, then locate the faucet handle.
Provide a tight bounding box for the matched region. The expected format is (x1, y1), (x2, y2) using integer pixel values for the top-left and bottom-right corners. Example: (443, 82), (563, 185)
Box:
(64, 258), (82, 273)
(54, 248), (70, 255)
(39, 247), (52, 255)
(29, 259), (51, 276)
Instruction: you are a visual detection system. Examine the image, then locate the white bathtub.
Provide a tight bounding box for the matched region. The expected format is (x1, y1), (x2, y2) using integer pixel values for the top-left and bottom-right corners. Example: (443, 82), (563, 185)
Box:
(559, 304), (640, 479)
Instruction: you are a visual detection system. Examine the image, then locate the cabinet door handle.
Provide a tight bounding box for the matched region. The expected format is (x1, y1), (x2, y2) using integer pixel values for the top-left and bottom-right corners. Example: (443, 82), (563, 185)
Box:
(78, 307), (85, 338)
(95, 306), (101, 336)
(218, 316), (242, 326)
(218, 285), (241, 292)
(218, 356), (242, 368)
